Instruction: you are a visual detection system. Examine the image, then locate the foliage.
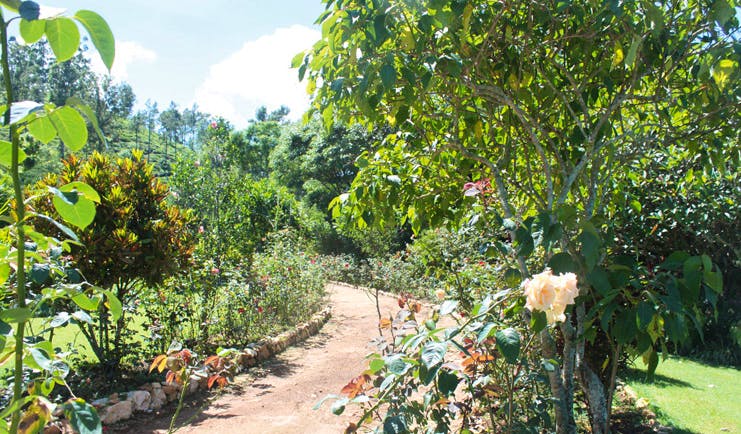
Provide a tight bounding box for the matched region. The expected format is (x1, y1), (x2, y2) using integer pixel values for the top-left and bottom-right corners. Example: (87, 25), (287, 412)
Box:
(319, 290), (554, 433)
(31, 150), (194, 370)
(149, 343), (238, 434)
(0, 0), (116, 431)
(301, 0), (739, 432)
(143, 230), (327, 354)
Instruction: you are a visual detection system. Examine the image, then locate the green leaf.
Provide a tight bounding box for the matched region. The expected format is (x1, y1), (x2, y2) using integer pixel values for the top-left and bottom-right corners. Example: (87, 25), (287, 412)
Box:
(712, 59), (737, 91)
(530, 310), (547, 333)
(291, 51), (305, 69)
(439, 300), (458, 316)
(421, 341), (447, 369)
(19, 18), (45, 43)
(368, 357), (385, 374)
(71, 293), (99, 311)
(477, 322), (496, 343)
(579, 230), (601, 271)
(60, 181), (101, 203)
(495, 328), (520, 364)
(30, 263), (50, 284)
(63, 399), (101, 434)
(33, 213), (79, 242)
(49, 106), (88, 151)
(645, 349), (659, 381)
(587, 268), (612, 296)
(385, 354), (410, 375)
(438, 369), (460, 396)
(27, 114), (57, 144)
(0, 0), (21, 11)
(0, 140), (27, 167)
(0, 308), (33, 323)
(381, 63), (396, 89)
(613, 308), (637, 345)
(383, 415), (408, 434)
(45, 17), (81, 62)
(548, 252), (577, 274)
(18, 1), (39, 20)
(74, 10), (115, 71)
(514, 227), (534, 257)
(659, 251), (689, 271)
(66, 97), (105, 146)
(102, 290), (122, 321)
(636, 302), (654, 331)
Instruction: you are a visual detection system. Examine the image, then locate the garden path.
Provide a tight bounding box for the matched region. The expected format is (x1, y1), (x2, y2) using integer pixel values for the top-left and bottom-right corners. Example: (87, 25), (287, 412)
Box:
(128, 282), (405, 433)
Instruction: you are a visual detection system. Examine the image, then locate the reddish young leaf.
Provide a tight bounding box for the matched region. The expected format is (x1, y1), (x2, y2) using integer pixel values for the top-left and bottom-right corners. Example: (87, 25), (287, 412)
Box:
(340, 374), (371, 398)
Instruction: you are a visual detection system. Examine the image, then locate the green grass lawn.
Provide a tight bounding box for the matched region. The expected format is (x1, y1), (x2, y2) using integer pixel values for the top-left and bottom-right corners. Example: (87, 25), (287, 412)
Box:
(624, 356), (740, 433)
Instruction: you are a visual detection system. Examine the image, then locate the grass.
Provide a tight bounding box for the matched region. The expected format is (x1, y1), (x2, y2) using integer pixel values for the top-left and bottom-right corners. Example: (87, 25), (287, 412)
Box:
(624, 355), (740, 433)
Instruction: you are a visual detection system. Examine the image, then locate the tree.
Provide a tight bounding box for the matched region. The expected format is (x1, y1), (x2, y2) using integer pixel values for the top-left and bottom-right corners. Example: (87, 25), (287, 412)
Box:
(159, 100), (182, 158)
(144, 98), (159, 156)
(300, 0), (738, 432)
(91, 76), (134, 148)
(32, 151), (194, 370)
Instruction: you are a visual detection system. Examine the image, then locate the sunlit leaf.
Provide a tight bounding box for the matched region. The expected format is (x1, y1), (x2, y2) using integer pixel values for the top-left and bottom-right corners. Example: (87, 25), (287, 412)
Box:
(74, 10), (115, 71)
(45, 17), (80, 62)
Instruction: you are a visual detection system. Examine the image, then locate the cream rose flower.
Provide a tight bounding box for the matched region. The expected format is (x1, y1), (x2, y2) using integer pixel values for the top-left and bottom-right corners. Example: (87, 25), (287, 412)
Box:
(523, 269), (579, 325)
(435, 288), (446, 300)
(523, 269), (557, 312)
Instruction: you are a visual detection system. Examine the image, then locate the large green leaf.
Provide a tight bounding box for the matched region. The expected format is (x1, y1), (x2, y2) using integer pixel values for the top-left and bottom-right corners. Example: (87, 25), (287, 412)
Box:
(45, 17), (80, 62)
(19, 17), (45, 43)
(0, 308), (33, 323)
(495, 328), (520, 364)
(548, 252), (577, 274)
(49, 106), (88, 151)
(74, 10), (115, 71)
(421, 341), (447, 369)
(383, 415), (408, 434)
(613, 308), (637, 345)
(27, 114), (57, 144)
(0, 140), (27, 167)
(52, 185), (96, 229)
(63, 399), (101, 434)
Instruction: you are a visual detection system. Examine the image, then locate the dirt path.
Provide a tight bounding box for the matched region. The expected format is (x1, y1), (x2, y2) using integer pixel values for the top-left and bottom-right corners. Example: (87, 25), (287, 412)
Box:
(127, 283), (403, 434)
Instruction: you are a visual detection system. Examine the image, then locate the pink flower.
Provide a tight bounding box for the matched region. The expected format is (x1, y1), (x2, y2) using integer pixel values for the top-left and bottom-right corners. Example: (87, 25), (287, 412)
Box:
(194, 160), (201, 167)
(211, 267), (220, 275)
(210, 121), (218, 129)
(310, 259), (316, 264)
(198, 226), (205, 234)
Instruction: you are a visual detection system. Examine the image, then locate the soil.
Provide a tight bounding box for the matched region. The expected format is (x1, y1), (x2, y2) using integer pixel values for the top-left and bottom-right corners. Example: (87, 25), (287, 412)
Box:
(119, 283), (401, 434)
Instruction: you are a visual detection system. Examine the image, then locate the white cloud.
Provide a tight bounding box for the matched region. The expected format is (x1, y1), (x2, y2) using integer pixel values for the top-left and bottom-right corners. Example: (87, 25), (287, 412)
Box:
(89, 41), (157, 80)
(194, 25), (320, 128)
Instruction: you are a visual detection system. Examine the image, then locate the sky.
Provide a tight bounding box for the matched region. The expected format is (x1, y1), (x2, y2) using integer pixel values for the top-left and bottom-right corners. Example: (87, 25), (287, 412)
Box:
(24, 0), (326, 128)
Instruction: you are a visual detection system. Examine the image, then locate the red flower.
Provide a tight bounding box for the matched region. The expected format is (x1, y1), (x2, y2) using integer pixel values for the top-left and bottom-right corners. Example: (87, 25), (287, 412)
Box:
(257, 306), (264, 314)
(238, 308), (245, 314)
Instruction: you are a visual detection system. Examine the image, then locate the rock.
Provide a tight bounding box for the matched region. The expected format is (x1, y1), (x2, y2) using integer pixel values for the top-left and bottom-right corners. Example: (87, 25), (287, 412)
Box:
(187, 375), (202, 394)
(150, 386), (167, 410)
(635, 397), (650, 410)
(162, 384), (180, 401)
(127, 390), (151, 412)
(91, 397), (109, 408)
(108, 393), (120, 404)
(100, 400), (133, 425)
(257, 343), (270, 361)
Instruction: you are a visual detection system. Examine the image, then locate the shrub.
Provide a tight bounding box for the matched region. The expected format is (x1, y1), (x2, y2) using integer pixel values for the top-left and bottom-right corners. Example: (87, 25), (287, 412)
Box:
(32, 150), (194, 370)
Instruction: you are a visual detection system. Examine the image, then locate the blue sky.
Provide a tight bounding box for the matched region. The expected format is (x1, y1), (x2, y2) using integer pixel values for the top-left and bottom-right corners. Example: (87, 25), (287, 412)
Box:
(26, 0), (326, 127)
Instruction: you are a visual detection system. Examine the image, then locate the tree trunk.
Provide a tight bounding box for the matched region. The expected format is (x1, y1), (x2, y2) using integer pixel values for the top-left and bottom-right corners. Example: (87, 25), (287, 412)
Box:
(540, 329), (577, 434)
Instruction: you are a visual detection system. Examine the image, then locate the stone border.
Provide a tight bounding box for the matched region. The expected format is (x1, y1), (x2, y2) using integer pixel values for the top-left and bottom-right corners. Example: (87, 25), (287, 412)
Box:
(70, 307), (332, 427)
(615, 381), (672, 433)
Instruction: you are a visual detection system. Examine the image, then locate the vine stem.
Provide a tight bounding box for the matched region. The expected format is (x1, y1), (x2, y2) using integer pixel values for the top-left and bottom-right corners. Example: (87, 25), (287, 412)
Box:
(1, 11), (29, 433)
